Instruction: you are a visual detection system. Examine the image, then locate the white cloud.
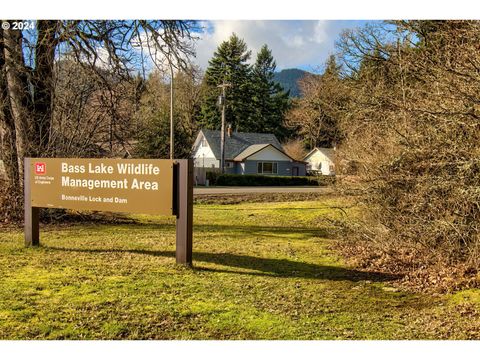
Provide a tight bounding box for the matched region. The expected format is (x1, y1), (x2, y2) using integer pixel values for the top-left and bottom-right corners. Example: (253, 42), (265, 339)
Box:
(192, 20), (360, 72)
(312, 21), (328, 44)
(130, 30), (180, 75)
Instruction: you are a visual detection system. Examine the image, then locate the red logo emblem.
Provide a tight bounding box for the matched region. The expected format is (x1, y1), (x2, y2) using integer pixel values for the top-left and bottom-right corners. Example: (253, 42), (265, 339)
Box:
(34, 162), (46, 175)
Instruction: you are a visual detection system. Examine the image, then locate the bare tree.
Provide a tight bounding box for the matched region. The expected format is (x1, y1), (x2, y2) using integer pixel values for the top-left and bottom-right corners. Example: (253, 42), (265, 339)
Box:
(285, 56), (346, 149)
(0, 20), (196, 220)
(333, 20), (480, 277)
(282, 138), (307, 161)
(134, 66), (203, 159)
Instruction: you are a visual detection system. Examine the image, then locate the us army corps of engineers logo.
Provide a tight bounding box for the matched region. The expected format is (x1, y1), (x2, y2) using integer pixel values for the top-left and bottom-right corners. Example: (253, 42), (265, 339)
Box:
(33, 162), (54, 185)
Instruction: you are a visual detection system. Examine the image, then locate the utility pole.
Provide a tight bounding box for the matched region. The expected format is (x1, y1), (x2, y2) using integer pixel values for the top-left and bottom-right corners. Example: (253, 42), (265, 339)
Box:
(169, 60), (174, 160)
(217, 82), (231, 173)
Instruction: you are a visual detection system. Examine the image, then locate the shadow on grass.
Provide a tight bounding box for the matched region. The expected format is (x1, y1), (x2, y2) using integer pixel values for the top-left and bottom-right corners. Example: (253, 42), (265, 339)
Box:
(46, 246), (399, 283)
(53, 222), (332, 240)
(197, 206), (336, 211)
(80, 223), (333, 240)
(195, 224), (331, 239)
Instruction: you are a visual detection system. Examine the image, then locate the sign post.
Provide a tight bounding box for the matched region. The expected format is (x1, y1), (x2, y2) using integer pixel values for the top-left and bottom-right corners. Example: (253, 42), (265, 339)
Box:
(23, 157), (193, 266)
(24, 158), (39, 247)
(175, 159), (193, 265)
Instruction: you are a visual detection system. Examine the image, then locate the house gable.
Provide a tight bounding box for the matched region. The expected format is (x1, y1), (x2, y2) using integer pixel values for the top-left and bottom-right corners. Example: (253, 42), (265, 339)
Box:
(303, 147), (335, 174)
(193, 131), (216, 159)
(193, 130), (219, 169)
(303, 148), (334, 162)
(239, 144), (293, 162)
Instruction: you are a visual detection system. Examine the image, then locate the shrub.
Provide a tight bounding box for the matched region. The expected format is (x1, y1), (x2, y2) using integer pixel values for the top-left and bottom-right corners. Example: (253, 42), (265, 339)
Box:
(205, 170), (220, 185)
(335, 21), (480, 271)
(209, 174), (335, 187)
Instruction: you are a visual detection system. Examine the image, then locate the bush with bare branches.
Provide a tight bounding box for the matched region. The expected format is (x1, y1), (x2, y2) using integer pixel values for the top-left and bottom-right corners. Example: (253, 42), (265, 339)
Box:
(329, 21), (480, 288)
(282, 138), (306, 161)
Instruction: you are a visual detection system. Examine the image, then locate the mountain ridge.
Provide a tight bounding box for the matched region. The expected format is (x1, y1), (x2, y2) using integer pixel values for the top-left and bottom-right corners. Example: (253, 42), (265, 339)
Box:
(273, 68), (311, 97)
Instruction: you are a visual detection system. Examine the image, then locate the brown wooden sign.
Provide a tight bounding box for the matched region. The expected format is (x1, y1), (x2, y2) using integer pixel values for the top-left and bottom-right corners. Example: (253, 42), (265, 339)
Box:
(28, 158), (174, 215)
(24, 158), (193, 266)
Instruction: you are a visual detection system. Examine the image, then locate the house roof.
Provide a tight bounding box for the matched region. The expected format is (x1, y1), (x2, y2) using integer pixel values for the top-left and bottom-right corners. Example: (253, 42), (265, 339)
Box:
(233, 144), (293, 162)
(198, 129), (283, 160)
(303, 147), (335, 161)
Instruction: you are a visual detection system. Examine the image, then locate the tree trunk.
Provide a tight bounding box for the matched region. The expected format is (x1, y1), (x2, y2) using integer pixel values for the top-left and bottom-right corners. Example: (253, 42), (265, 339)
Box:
(32, 21), (57, 154)
(3, 27), (32, 188)
(0, 28), (19, 188)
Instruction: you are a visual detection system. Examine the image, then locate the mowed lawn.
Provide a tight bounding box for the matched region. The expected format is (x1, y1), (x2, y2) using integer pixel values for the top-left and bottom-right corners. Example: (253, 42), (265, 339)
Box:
(0, 197), (479, 339)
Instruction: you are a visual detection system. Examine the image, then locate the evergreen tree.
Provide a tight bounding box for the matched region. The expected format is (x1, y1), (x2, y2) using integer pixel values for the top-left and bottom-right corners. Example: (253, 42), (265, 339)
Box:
(199, 36), (291, 139)
(250, 45), (291, 139)
(199, 33), (253, 131)
(356, 47), (389, 83)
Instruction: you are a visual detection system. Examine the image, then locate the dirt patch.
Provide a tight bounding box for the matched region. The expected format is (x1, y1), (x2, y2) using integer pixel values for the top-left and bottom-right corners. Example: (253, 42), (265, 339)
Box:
(334, 239), (480, 294)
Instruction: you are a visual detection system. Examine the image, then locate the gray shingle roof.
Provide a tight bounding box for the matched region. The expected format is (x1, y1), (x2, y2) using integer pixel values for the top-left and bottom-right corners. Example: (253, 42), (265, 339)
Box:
(201, 129), (283, 160)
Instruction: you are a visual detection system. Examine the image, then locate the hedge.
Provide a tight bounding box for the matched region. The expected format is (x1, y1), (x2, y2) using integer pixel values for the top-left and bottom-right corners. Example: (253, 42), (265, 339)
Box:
(205, 173), (335, 187)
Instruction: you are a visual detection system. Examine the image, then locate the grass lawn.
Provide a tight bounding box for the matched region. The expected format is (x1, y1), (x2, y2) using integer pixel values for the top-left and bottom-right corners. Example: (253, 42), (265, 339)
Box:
(0, 197), (479, 339)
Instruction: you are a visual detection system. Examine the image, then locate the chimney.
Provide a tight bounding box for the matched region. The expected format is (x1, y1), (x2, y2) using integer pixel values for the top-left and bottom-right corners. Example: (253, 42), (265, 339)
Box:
(227, 124), (232, 137)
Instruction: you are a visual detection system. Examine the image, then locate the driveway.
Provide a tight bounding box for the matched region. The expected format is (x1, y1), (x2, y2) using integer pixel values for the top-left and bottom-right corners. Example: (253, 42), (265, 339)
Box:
(194, 186), (333, 195)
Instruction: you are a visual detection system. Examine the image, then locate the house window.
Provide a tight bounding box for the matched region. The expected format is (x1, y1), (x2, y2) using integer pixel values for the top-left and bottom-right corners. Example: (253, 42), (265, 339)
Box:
(225, 161), (233, 168)
(257, 162), (278, 174)
(201, 138), (207, 147)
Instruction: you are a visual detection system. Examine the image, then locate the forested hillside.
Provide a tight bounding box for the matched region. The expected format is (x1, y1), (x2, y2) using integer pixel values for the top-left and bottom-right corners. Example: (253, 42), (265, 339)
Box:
(273, 68), (310, 97)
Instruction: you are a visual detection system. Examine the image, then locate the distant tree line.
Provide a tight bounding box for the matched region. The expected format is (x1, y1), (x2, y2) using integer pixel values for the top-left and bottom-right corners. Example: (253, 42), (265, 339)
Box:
(1, 25), (298, 221)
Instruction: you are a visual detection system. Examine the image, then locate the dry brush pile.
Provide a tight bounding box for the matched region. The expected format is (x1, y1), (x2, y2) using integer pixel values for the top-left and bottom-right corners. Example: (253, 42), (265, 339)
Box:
(329, 21), (480, 291)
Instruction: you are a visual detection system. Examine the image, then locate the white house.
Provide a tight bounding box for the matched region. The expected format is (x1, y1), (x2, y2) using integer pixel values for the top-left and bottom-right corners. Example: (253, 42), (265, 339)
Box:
(192, 129), (307, 183)
(303, 147), (335, 175)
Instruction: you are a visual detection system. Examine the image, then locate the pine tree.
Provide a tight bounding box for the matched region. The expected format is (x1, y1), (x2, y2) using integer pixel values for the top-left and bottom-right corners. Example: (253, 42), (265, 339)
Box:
(199, 33), (253, 131)
(250, 45), (291, 139)
(199, 36), (290, 138)
(356, 47), (389, 83)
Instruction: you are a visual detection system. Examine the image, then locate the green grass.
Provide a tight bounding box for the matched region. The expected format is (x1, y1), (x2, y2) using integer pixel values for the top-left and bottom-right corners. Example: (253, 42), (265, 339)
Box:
(0, 198), (479, 339)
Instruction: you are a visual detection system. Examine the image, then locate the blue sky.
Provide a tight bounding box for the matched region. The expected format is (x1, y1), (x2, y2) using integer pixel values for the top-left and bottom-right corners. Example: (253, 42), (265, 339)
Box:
(17, 20), (379, 78)
(192, 20), (373, 72)
(20, 20), (376, 76)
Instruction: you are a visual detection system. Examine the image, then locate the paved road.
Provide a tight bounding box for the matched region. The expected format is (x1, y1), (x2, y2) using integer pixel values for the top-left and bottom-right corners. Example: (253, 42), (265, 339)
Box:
(194, 186), (332, 195)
